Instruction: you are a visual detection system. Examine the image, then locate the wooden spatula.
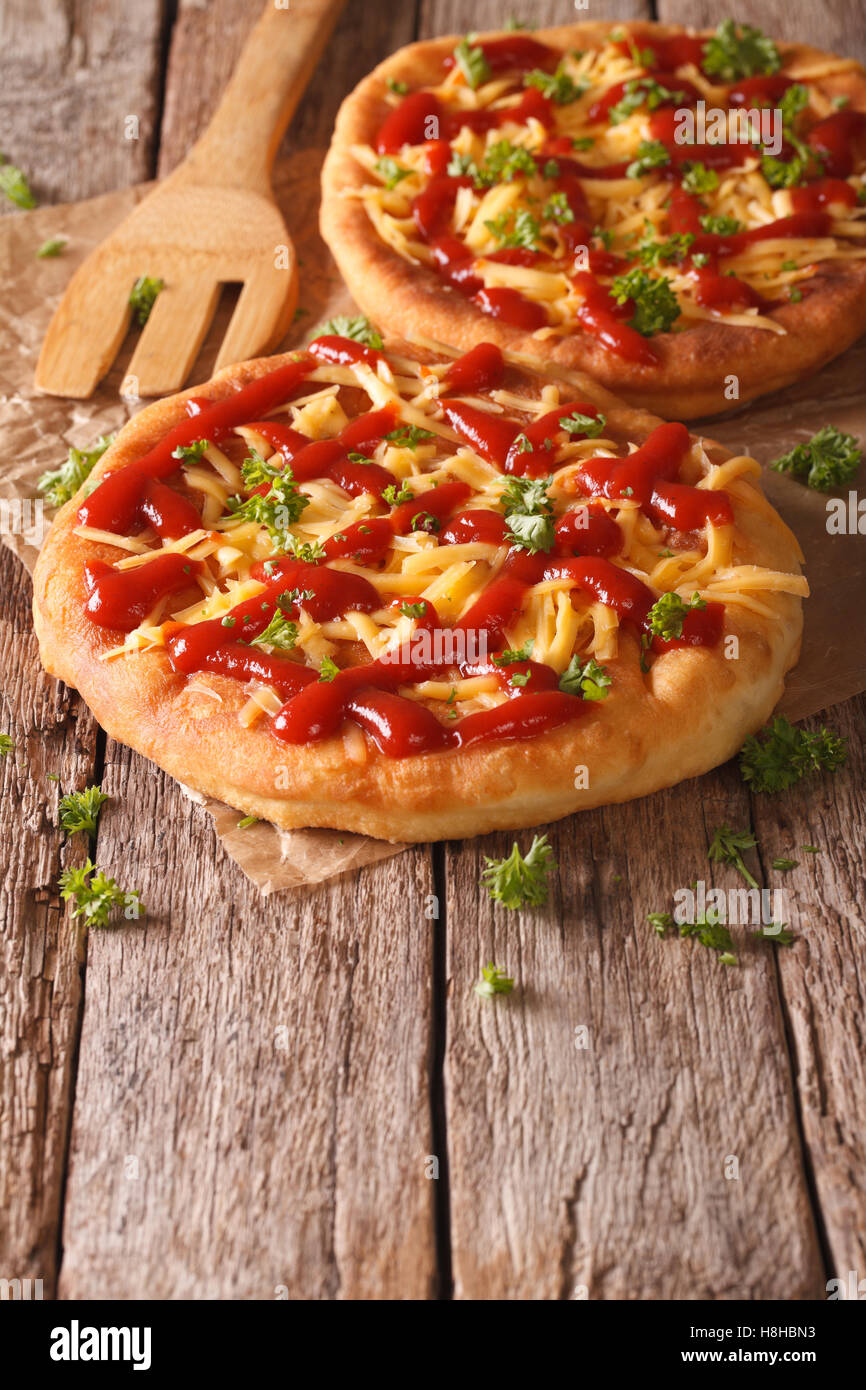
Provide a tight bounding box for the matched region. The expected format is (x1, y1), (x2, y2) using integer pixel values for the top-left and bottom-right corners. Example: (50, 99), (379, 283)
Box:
(35, 0), (345, 400)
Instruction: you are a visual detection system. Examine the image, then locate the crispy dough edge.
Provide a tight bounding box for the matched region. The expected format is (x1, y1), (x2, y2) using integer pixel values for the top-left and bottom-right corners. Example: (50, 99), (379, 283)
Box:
(32, 347), (804, 843)
(320, 20), (866, 420)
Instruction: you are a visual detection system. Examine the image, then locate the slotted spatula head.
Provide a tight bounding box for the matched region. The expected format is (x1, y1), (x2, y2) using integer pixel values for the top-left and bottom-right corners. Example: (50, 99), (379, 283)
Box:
(34, 0), (345, 399)
(35, 183), (298, 399)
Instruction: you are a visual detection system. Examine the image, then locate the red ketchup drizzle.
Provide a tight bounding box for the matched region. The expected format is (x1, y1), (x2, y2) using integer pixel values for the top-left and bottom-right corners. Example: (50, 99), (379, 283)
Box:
(503, 399), (605, 477)
(444, 86), (554, 138)
(806, 110), (866, 178)
(440, 402), (519, 466)
(572, 272), (659, 365)
(647, 108), (750, 171)
(376, 90), (441, 152)
(308, 334), (384, 371)
(439, 510), (509, 546)
(587, 73), (699, 122)
(613, 32), (707, 72)
(728, 75), (794, 106)
(576, 421), (733, 529)
(554, 505), (623, 557)
(441, 342), (505, 394)
(251, 411), (396, 501)
(412, 174), (470, 239)
(689, 268), (768, 311)
(443, 34), (556, 77)
(84, 555), (201, 632)
(79, 358), (312, 534)
(790, 176), (858, 212)
(389, 479), (472, 534)
(471, 286), (547, 329)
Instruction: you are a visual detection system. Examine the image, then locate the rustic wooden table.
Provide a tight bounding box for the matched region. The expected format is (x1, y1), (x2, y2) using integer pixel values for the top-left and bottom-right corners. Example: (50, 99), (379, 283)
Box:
(1, 0), (864, 1302)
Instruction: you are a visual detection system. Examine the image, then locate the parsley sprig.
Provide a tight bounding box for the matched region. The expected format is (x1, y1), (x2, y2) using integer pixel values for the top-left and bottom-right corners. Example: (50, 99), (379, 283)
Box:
(0, 152), (36, 208)
(610, 268), (680, 336)
(315, 315), (383, 349)
(739, 717), (847, 793)
(500, 474), (555, 553)
(59, 860), (143, 928)
(454, 36), (490, 89)
(708, 824), (759, 890)
(524, 66), (585, 105)
(129, 275), (164, 327)
(481, 833), (556, 910)
(38, 435), (114, 509)
(253, 612), (298, 651)
(626, 139), (670, 180)
(475, 962), (516, 999)
(770, 426), (861, 491)
(702, 20), (781, 82)
(226, 469), (309, 550)
(59, 785), (109, 838)
(559, 410), (606, 438)
(609, 77), (685, 125)
(559, 655), (611, 701)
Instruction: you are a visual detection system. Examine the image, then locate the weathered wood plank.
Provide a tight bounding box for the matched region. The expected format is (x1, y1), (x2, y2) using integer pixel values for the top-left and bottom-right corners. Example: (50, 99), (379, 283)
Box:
(749, 696), (866, 1288)
(419, 0), (652, 34)
(657, 0), (866, 65)
(0, 549), (98, 1295)
(0, 0), (168, 1298)
(58, 0), (439, 1301)
(443, 763), (826, 1299)
(0, 0), (166, 207)
(58, 748), (438, 1298)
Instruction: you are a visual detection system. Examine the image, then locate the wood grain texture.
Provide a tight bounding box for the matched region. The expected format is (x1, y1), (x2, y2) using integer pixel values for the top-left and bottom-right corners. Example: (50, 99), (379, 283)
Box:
(0, 550), (97, 1295)
(58, 744), (438, 1298)
(420, 0), (652, 35)
(749, 697), (866, 1286)
(0, 0), (166, 207)
(56, 0), (440, 1300)
(442, 764), (825, 1300)
(657, 0), (866, 64)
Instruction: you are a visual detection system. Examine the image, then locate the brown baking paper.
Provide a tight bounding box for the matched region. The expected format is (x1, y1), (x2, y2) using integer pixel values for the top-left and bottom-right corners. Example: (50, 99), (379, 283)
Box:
(1, 154), (863, 891)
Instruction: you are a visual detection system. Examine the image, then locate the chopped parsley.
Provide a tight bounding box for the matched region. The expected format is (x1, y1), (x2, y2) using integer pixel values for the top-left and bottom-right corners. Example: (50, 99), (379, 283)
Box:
(59, 860), (143, 928)
(129, 275), (164, 326)
(315, 314), (383, 349)
(754, 925), (796, 946)
(384, 423), (435, 450)
(608, 77), (685, 125)
(494, 641), (533, 666)
(647, 911), (674, 937)
(410, 510), (440, 534)
(237, 815), (259, 829)
(509, 671), (531, 687)
(226, 470), (309, 550)
(375, 156), (411, 189)
(0, 733), (15, 757)
(542, 191), (575, 226)
(240, 448), (281, 489)
(399, 601), (428, 619)
(559, 410), (606, 438)
(475, 962), (515, 999)
(253, 612), (298, 650)
(0, 153), (36, 208)
(699, 214), (743, 236)
(454, 37), (490, 90)
(281, 535), (325, 563)
(646, 590), (706, 642)
(770, 425), (861, 491)
(625, 139), (670, 180)
(739, 716), (847, 793)
(468, 139), (537, 187)
(558, 655), (611, 701)
(637, 228), (695, 268)
(481, 833), (556, 910)
(772, 857), (799, 872)
(761, 153), (809, 189)
(702, 20), (781, 82)
(524, 66), (585, 105)
(58, 785), (108, 837)
(708, 824), (759, 890)
(318, 656), (340, 682)
(484, 208), (540, 250)
(37, 236), (67, 259)
(500, 473), (555, 553)
(38, 434), (114, 509)
(382, 480), (414, 505)
(680, 162), (719, 196)
(610, 267), (680, 336)
(171, 438), (210, 465)
(387, 77), (408, 95)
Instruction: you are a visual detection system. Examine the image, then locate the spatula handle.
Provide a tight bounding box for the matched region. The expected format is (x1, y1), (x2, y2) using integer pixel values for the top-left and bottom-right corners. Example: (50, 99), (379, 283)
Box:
(174, 0), (346, 194)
